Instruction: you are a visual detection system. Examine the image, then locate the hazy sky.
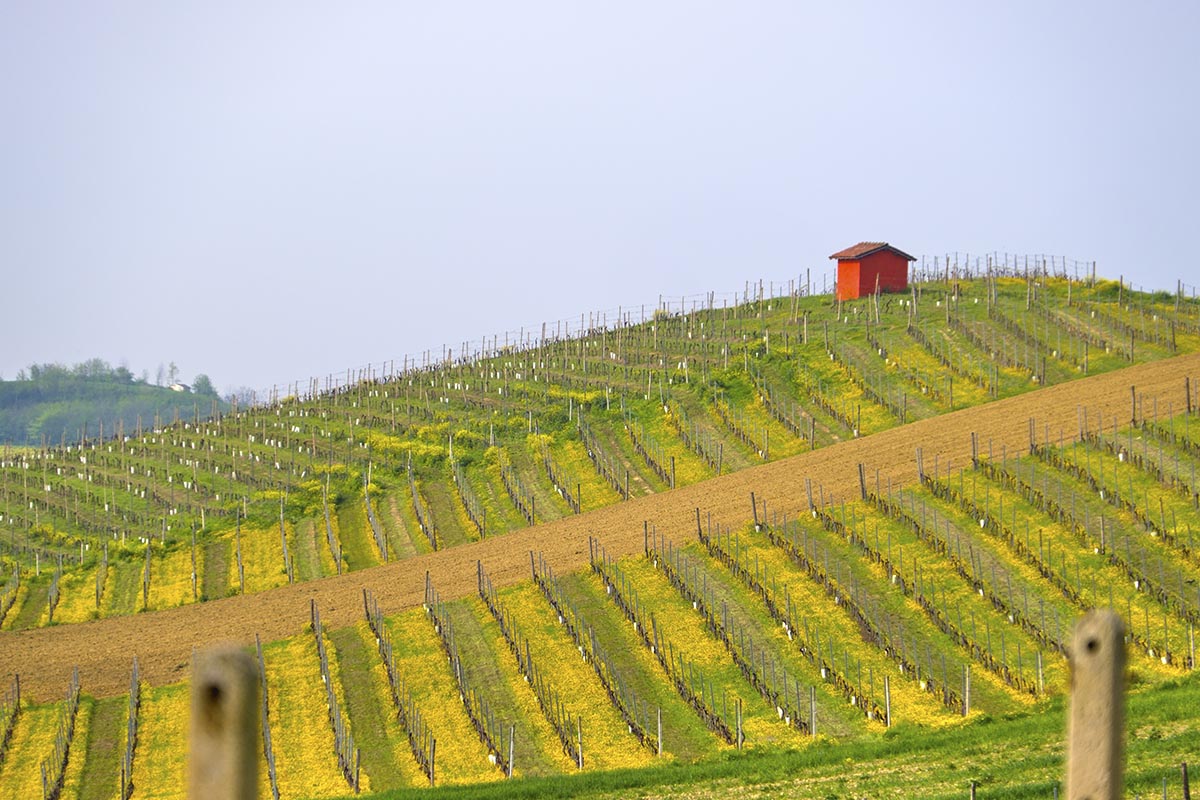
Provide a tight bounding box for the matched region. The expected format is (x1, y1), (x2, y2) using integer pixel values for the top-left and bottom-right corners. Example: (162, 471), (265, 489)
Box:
(2, 2), (1197, 396)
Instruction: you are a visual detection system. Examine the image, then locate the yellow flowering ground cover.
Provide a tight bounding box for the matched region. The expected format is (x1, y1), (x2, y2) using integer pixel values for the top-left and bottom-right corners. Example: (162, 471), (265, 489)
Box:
(0, 582), (30, 630)
(498, 581), (654, 771)
(617, 556), (808, 750)
(884, 331), (991, 411)
(57, 695), (91, 799)
(796, 350), (893, 435)
(441, 467), (486, 544)
(383, 606), (501, 787)
(43, 566), (100, 625)
(477, 451), (537, 534)
(264, 633), (361, 798)
(0, 703), (59, 797)
(557, 569), (722, 761)
(145, 546), (195, 611)
(130, 682), (189, 800)
(236, 525), (289, 594)
(624, 398), (711, 487)
(75, 694), (124, 800)
(864, 508), (1052, 708)
(958, 474), (1183, 678)
(503, 443), (572, 525)
(703, 373), (809, 462)
(547, 436), (622, 513)
(725, 529), (956, 730)
(311, 514), (340, 575)
(679, 540), (870, 740)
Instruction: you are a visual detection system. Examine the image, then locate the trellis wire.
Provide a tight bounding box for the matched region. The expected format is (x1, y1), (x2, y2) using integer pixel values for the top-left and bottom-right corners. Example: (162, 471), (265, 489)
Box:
(807, 489), (1020, 697)
(530, 551), (660, 753)
(362, 588), (436, 784)
(498, 451), (537, 526)
(922, 463), (1179, 666)
(645, 525), (815, 732)
(478, 561), (583, 767)
(451, 459), (487, 538)
(119, 658), (141, 800)
(363, 470), (388, 562)
(540, 446), (582, 514)
(39, 666), (80, 800)
(769, 490), (966, 712)
(407, 458), (439, 549)
(309, 600), (361, 792)
(255, 634), (281, 800)
(321, 480), (343, 574)
(589, 537), (737, 744)
(696, 514), (883, 721)
(0, 675), (19, 769)
(577, 418), (630, 500)
(423, 572), (512, 776)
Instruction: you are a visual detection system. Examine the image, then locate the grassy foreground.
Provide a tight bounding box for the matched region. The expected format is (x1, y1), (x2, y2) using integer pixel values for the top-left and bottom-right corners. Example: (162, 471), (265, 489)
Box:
(345, 672), (1200, 800)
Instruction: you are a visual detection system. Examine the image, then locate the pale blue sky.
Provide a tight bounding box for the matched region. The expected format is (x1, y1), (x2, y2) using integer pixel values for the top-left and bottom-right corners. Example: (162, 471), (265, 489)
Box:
(2, 2), (1196, 396)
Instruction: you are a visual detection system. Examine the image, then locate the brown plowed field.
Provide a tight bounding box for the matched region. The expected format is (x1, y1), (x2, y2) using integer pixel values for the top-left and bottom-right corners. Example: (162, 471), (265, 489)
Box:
(4, 353), (1199, 701)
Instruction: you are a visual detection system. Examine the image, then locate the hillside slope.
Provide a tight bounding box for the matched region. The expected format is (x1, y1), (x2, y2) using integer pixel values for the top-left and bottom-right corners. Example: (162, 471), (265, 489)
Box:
(5, 350), (1196, 702)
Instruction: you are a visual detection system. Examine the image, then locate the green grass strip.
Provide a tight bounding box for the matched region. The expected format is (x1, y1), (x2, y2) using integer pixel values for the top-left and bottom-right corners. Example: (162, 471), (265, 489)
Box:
(352, 672), (1200, 800)
(337, 496), (382, 571)
(329, 623), (421, 792)
(557, 571), (717, 762)
(9, 578), (48, 630)
(76, 695), (124, 800)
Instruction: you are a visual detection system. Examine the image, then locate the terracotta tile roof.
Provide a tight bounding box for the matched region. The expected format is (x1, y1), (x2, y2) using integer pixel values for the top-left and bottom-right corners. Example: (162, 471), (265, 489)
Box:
(829, 242), (916, 261)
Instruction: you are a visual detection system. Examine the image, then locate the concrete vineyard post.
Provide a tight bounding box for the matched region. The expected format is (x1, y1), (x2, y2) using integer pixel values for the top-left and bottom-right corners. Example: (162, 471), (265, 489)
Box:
(189, 645), (258, 800)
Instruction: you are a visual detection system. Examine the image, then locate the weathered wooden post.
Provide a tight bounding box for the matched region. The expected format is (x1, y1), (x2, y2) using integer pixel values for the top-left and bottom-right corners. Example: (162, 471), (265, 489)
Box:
(189, 645), (258, 800)
(657, 705), (667, 758)
(1066, 609), (1125, 800)
(508, 724), (515, 778)
(884, 675), (891, 728)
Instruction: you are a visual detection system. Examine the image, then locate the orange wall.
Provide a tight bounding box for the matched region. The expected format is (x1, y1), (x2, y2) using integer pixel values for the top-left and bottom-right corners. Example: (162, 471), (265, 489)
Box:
(836, 261), (861, 300)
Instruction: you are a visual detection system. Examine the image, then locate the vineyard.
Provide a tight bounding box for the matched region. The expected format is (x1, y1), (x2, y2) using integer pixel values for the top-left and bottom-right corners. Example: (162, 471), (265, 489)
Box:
(2, 267), (1200, 798)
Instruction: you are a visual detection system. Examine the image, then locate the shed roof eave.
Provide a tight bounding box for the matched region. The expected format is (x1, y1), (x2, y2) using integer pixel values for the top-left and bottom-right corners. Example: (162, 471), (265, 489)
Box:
(829, 242), (916, 261)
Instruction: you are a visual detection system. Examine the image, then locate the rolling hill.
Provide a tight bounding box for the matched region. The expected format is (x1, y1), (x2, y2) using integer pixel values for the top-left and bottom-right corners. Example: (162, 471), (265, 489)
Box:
(1, 269), (1198, 799)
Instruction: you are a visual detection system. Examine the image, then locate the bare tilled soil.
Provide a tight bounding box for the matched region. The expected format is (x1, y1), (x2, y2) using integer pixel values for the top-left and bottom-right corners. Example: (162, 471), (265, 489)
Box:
(3, 353), (1198, 701)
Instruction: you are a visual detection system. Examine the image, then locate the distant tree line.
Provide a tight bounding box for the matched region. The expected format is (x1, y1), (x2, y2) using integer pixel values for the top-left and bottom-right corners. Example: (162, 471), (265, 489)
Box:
(0, 358), (226, 445)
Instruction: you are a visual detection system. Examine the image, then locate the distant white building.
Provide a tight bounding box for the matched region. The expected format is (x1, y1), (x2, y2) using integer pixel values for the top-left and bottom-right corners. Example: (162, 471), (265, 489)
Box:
(169, 383), (191, 393)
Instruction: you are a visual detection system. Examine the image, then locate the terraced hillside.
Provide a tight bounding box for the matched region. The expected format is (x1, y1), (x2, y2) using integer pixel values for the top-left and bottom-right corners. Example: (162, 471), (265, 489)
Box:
(1, 271), (1199, 799)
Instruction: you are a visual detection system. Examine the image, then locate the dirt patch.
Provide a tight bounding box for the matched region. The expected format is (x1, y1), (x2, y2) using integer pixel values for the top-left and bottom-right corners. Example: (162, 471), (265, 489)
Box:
(2, 353), (1197, 702)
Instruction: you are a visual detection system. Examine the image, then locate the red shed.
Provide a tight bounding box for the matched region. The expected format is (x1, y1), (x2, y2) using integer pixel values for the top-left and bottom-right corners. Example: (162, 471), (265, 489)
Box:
(830, 242), (915, 301)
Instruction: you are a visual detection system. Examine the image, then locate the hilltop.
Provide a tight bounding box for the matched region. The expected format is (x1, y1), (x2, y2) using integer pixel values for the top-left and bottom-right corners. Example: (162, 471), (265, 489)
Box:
(0, 359), (228, 447)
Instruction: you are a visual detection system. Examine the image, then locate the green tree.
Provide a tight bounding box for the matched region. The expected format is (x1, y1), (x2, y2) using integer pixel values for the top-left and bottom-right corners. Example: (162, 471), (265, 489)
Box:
(192, 374), (217, 397)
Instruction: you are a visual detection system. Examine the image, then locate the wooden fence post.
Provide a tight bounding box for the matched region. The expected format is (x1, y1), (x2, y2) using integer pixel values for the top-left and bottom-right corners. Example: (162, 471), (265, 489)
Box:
(657, 705), (667, 758)
(189, 645), (258, 800)
(1066, 609), (1125, 800)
